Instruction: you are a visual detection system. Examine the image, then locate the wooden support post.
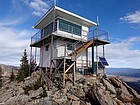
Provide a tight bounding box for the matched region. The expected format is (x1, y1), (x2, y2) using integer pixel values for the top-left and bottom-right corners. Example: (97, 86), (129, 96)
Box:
(86, 48), (88, 67)
(73, 61), (76, 85)
(49, 35), (53, 79)
(41, 41), (44, 85)
(81, 59), (84, 70)
(92, 42), (94, 74)
(63, 59), (66, 88)
(35, 47), (37, 64)
(34, 47), (37, 73)
(96, 43), (98, 75)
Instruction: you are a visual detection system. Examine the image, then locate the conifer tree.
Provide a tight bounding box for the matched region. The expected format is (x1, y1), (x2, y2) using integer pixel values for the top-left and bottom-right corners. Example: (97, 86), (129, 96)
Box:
(9, 69), (15, 82)
(0, 66), (2, 88)
(16, 49), (29, 82)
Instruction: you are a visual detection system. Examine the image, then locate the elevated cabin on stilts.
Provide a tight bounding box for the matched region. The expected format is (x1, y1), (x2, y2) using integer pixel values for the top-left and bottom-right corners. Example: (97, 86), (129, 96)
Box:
(30, 6), (110, 88)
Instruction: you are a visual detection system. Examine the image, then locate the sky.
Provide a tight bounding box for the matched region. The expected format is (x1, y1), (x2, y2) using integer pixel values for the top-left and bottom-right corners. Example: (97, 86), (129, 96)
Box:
(0, 0), (140, 68)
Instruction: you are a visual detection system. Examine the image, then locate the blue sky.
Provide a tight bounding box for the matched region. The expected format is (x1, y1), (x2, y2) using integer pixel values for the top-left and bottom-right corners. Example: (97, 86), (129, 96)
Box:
(0, 0), (140, 68)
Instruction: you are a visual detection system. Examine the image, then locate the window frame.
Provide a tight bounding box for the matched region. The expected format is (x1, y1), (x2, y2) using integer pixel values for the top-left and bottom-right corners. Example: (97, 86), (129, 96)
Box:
(58, 18), (82, 36)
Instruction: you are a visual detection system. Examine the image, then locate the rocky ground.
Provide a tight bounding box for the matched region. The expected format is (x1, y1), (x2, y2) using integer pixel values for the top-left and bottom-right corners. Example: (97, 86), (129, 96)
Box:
(0, 71), (140, 105)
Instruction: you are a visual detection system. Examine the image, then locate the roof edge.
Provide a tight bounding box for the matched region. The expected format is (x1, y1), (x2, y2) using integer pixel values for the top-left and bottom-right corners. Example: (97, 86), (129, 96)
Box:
(34, 6), (97, 28)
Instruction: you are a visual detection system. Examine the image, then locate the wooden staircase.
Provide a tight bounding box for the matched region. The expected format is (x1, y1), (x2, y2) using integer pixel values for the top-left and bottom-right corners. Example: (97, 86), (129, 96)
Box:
(68, 39), (94, 57)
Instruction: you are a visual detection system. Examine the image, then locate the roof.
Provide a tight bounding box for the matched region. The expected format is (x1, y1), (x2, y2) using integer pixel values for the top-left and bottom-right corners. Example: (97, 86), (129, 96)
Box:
(34, 6), (97, 29)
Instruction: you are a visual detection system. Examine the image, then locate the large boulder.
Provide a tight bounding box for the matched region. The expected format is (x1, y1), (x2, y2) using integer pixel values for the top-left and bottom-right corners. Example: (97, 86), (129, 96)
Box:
(16, 87), (24, 95)
(29, 87), (43, 98)
(87, 85), (117, 105)
(67, 94), (79, 101)
(5, 95), (30, 105)
(122, 81), (140, 99)
(110, 77), (122, 88)
(102, 78), (116, 94)
(0, 92), (12, 103)
(117, 88), (133, 102)
(72, 101), (80, 105)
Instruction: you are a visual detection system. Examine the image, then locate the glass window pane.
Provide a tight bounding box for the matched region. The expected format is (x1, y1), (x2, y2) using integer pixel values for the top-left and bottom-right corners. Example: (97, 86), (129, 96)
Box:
(59, 18), (81, 36)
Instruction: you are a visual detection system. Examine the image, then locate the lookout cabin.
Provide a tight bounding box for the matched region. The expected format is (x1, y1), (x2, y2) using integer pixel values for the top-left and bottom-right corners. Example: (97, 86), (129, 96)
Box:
(30, 6), (110, 87)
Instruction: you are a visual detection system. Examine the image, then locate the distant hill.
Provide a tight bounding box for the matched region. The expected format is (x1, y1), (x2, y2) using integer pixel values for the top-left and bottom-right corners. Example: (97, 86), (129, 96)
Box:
(0, 64), (19, 72)
(106, 68), (140, 94)
(106, 68), (140, 78)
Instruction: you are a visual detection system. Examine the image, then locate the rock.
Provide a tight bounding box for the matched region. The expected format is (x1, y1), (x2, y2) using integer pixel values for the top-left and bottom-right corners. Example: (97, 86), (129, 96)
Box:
(122, 81), (140, 99)
(16, 87), (24, 95)
(1, 71), (140, 105)
(29, 87), (43, 98)
(72, 101), (80, 105)
(117, 89), (133, 102)
(114, 98), (124, 105)
(5, 95), (30, 105)
(67, 94), (79, 101)
(83, 84), (88, 93)
(5, 96), (17, 105)
(52, 91), (60, 99)
(60, 100), (72, 105)
(115, 82), (133, 103)
(42, 97), (52, 105)
(46, 90), (52, 97)
(77, 88), (85, 97)
(24, 76), (31, 80)
(102, 78), (116, 94)
(87, 85), (116, 105)
(61, 89), (67, 95)
(0, 92), (12, 103)
(55, 99), (68, 105)
(86, 102), (91, 105)
(110, 77), (122, 88)
(78, 83), (83, 88)
(18, 95), (30, 105)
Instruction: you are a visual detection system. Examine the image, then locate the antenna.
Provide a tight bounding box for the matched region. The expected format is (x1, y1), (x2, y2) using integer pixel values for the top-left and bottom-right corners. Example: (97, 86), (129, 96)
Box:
(54, 0), (57, 6)
(96, 16), (99, 27)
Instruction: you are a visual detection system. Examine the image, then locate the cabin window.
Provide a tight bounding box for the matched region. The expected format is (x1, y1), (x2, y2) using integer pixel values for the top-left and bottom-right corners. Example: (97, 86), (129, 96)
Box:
(59, 19), (81, 36)
(45, 45), (49, 51)
(43, 20), (57, 38)
(44, 23), (53, 37)
(67, 44), (74, 50)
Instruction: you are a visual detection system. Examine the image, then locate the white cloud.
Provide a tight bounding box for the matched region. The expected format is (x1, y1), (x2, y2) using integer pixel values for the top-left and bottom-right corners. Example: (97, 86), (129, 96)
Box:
(0, 26), (31, 66)
(88, 36), (140, 68)
(126, 36), (140, 43)
(21, 0), (53, 17)
(120, 10), (140, 24)
(105, 37), (140, 68)
(0, 17), (24, 26)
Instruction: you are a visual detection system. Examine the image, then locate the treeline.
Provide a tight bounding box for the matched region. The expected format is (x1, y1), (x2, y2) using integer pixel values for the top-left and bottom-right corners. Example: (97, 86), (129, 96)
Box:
(0, 49), (36, 88)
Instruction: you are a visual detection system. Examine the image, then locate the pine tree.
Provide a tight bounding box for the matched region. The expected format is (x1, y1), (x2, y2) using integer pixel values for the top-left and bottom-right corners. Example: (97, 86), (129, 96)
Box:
(30, 55), (37, 74)
(16, 49), (29, 82)
(9, 69), (15, 82)
(0, 66), (2, 88)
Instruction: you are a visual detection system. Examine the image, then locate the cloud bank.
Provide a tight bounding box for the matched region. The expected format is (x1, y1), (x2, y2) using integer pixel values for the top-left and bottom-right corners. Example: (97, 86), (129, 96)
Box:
(0, 16), (31, 66)
(21, 0), (53, 17)
(0, 26), (31, 66)
(88, 36), (140, 68)
(120, 10), (140, 24)
(104, 37), (140, 68)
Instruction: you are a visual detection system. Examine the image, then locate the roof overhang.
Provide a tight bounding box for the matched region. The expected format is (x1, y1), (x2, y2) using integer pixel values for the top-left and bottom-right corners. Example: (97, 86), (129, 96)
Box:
(34, 6), (97, 29)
